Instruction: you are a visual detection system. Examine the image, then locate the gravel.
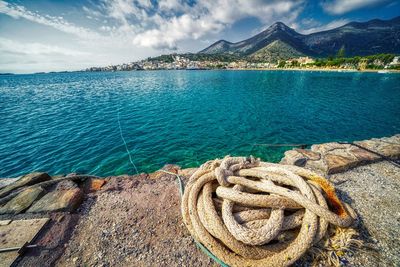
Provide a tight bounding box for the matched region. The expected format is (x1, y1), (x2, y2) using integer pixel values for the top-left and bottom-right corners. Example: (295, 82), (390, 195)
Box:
(330, 161), (400, 266)
(55, 174), (214, 267)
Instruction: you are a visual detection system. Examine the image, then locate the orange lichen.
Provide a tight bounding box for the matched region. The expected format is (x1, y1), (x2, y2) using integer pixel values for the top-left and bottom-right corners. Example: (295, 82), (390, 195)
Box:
(84, 179), (106, 192)
(308, 174), (347, 217)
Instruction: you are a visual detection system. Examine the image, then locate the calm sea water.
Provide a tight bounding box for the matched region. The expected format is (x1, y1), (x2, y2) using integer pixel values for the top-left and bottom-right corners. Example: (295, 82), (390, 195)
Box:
(0, 70), (399, 177)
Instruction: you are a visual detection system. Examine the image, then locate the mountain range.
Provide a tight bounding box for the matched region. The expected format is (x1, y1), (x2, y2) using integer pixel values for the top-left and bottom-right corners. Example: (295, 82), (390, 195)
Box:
(199, 16), (400, 61)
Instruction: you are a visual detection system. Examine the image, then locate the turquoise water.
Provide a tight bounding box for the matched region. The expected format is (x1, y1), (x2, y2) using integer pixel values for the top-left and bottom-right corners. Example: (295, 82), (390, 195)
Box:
(0, 70), (399, 177)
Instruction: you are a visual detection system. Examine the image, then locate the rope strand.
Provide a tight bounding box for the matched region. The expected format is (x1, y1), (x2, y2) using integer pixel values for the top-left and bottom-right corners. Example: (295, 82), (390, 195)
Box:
(117, 107), (139, 175)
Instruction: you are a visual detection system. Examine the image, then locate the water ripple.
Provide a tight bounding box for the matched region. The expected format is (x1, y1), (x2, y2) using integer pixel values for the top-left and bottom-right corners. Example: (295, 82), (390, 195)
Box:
(0, 70), (399, 177)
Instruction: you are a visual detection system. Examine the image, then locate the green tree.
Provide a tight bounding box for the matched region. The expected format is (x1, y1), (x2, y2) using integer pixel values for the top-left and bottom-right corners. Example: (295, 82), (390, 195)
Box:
(337, 45), (345, 58)
(277, 61), (286, 68)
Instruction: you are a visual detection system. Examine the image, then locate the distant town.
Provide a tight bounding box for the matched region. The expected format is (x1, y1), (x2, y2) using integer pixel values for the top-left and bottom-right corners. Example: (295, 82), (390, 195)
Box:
(86, 53), (400, 72)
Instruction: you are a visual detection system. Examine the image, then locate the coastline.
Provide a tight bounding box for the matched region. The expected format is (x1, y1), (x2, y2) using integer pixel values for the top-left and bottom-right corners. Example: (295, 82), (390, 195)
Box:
(3, 67), (400, 76)
(220, 67), (400, 73)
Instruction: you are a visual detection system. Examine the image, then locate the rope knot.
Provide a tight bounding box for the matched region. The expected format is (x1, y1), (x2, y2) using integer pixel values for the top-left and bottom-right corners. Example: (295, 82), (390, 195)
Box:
(215, 167), (233, 187)
(215, 156), (260, 187)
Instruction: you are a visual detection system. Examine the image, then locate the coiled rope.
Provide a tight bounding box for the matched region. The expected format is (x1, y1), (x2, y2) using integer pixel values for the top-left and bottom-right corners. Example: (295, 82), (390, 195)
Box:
(181, 156), (357, 267)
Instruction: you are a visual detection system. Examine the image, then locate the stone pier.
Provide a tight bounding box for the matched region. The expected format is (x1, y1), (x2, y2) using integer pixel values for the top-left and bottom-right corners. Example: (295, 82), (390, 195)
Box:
(0, 134), (399, 266)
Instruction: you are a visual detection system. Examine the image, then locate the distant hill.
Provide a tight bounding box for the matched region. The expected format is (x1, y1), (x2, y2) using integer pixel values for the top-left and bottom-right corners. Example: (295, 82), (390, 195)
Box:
(200, 16), (400, 61)
(248, 40), (305, 62)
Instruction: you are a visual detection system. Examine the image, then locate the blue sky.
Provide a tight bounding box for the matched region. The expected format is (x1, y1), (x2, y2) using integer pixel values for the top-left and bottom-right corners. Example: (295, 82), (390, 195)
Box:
(0, 0), (399, 73)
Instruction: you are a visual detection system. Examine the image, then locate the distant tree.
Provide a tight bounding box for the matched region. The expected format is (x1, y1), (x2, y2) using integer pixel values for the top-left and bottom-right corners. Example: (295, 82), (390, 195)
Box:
(314, 60), (324, 67)
(277, 61), (286, 68)
(337, 45), (345, 58)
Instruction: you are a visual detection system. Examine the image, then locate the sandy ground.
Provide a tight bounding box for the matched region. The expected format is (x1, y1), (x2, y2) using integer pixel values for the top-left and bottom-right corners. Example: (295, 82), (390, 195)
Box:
(14, 161), (399, 267)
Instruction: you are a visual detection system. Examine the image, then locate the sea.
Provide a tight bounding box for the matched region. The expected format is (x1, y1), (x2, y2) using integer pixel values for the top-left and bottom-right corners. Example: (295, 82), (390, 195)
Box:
(1, 70), (399, 178)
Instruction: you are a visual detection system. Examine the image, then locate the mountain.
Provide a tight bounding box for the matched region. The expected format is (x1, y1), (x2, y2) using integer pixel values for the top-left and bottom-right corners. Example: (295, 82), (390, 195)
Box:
(248, 40), (305, 62)
(304, 17), (400, 57)
(199, 16), (400, 60)
(200, 22), (307, 56)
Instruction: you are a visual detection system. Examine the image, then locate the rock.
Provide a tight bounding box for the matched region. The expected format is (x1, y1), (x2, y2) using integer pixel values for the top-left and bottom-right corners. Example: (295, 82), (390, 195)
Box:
(82, 178), (106, 193)
(293, 158), (307, 167)
(0, 187), (45, 214)
(295, 149), (321, 161)
(0, 220), (11, 226)
(355, 136), (400, 159)
(281, 146), (332, 172)
(303, 159), (329, 174)
(280, 150), (307, 165)
(321, 145), (359, 174)
(280, 149), (322, 167)
(0, 178), (18, 189)
(310, 142), (351, 154)
(349, 147), (380, 162)
(0, 172), (51, 198)
(149, 164), (181, 180)
(51, 174), (65, 180)
(280, 135), (400, 174)
(27, 181), (83, 213)
(324, 154), (358, 174)
(55, 180), (78, 190)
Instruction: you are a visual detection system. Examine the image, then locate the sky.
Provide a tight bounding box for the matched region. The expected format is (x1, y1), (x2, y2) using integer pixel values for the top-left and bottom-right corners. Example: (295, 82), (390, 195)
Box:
(0, 0), (399, 73)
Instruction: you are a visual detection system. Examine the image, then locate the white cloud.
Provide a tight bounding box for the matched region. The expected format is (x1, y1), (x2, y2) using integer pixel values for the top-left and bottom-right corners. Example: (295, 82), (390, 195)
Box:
(0, 38), (95, 73)
(92, 0), (305, 50)
(321, 0), (390, 15)
(298, 18), (350, 34)
(0, 0), (161, 73)
(0, 0), (101, 40)
(158, 0), (188, 13)
(133, 13), (225, 49)
(0, 38), (89, 56)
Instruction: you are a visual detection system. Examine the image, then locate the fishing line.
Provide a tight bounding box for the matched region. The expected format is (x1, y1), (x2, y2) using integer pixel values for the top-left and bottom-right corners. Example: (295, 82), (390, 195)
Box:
(117, 106), (139, 175)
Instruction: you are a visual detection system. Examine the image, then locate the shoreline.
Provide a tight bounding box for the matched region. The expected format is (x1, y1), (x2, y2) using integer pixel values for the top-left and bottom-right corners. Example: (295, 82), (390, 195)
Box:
(216, 67), (400, 73)
(3, 67), (400, 76)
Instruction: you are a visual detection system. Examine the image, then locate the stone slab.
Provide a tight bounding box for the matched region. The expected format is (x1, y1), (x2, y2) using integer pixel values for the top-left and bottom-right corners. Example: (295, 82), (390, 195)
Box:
(280, 134), (400, 174)
(0, 179), (18, 190)
(27, 187), (83, 213)
(0, 218), (49, 267)
(0, 173), (50, 198)
(0, 187), (45, 215)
